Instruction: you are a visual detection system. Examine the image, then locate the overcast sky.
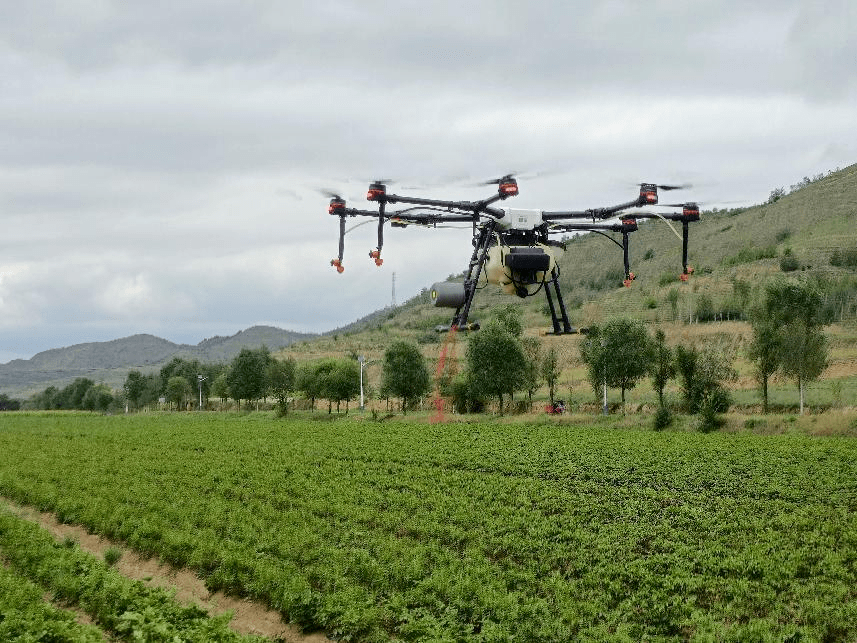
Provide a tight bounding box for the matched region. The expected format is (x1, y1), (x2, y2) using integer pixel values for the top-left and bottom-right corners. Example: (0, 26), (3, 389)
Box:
(2, 1), (856, 362)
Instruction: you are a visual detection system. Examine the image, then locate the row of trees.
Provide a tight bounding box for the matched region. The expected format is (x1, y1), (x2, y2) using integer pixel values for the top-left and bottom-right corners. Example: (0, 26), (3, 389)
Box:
(578, 276), (830, 422)
(15, 276), (832, 417)
(28, 378), (119, 413)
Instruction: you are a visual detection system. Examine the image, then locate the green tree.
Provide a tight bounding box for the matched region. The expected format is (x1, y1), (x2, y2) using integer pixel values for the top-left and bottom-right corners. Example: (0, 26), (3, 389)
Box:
(210, 371), (230, 405)
(165, 376), (192, 410)
(55, 378), (95, 410)
(541, 346), (561, 406)
(323, 358), (361, 414)
(123, 370), (160, 410)
(580, 318), (652, 412)
(296, 361), (323, 411)
(267, 356), (296, 416)
(763, 277), (829, 414)
(521, 336), (542, 404)
(675, 344), (736, 415)
(466, 321), (527, 414)
(30, 386), (60, 410)
(227, 347), (272, 410)
(381, 341), (430, 414)
(747, 304), (782, 413)
(0, 393), (21, 411)
(649, 329), (674, 408)
(495, 304), (524, 338)
(159, 357), (211, 401)
(666, 288), (680, 321)
(82, 383), (115, 413)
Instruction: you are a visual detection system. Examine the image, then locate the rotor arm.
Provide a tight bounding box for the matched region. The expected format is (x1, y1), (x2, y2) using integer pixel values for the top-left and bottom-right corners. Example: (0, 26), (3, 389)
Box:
(384, 193), (506, 219)
(543, 198), (644, 222)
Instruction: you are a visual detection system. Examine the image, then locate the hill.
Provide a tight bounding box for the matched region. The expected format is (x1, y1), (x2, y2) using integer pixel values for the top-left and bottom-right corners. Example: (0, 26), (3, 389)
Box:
(0, 326), (316, 398)
(278, 164), (857, 412)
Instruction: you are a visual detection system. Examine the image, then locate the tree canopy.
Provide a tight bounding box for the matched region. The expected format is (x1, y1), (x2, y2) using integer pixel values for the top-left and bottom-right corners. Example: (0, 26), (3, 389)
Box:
(381, 341), (430, 414)
(465, 320), (527, 413)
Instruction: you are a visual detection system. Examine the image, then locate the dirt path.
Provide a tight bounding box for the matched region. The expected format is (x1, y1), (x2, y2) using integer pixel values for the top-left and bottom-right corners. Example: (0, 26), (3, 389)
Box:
(1, 498), (330, 642)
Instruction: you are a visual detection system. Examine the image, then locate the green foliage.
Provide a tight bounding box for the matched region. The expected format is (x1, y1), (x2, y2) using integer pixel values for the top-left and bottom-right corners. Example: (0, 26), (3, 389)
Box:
(780, 247), (800, 272)
(82, 383), (116, 413)
(124, 370), (160, 409)
(267, 356), (296, 416)
(775, 227), (792, 243)
(696, 293), (715, 322)
(696, 393), (727, 433)
(0, 393), (21, 411)
(210, 371), (230, 403)
(165, 375), (192, 409)
(829, 246), (857, 268)
(494, 304), (524, 338)
(579, 318), (652, 408)
(465, 321), (527, 413)
(27, 377), (120, 412)
(665, 287), (681, 320)
(104, 546), (122, 566)
(227, 346), (272, 408)
(762, 277), (829, 413)
(0, 509), (258, 642)
(649, 329), (674, 407)
(0, 563), (104, 642)
(767, 187), (785, 203)
(541, 347), (561, 405)
(381, 341), (430, 414)
(3, 414), (857, 640)
(723, 244), (778, 266)
(675, 345), (735, 414)
(747, 305), (782, 414)
(297, 357), (361, 413)
(652, 404), (673, 431)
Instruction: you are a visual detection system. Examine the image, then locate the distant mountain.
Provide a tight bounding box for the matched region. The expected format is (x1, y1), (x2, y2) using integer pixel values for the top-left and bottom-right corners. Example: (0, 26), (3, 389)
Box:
(0, 325), (316, 398)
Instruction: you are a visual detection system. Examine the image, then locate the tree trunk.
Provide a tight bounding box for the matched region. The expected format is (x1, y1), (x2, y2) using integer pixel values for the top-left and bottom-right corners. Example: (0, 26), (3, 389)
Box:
(799, 377), (805, 415)
(762, 374), (769, 414)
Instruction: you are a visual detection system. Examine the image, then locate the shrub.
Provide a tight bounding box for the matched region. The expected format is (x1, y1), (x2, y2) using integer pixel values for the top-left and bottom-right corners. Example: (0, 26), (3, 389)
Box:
(652, 405), (673, 431)
(696, 393), (727, 433)
(104, 547), (122, 566)
(780, 249), (800, 272)
(724, 245), (778, 266)
(775, 228), (792, 243)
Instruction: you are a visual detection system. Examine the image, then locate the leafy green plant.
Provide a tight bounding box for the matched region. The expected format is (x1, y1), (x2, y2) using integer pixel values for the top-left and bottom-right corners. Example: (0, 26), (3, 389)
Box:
(652, 405), (673, 430)
(104, 546), (122, 566)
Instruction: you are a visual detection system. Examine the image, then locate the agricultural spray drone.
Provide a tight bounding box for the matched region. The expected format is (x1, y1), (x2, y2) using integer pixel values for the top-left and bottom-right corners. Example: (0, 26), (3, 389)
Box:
(325, 176), (700, 334)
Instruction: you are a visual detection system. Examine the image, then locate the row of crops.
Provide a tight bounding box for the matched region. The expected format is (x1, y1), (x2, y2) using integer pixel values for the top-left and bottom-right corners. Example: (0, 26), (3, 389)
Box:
(0, 505), (262, 642)
(1, 412), (857, 641)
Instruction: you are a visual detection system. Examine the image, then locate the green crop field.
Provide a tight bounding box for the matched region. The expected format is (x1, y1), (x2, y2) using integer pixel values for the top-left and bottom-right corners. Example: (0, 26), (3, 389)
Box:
(2, 411), (857, 641)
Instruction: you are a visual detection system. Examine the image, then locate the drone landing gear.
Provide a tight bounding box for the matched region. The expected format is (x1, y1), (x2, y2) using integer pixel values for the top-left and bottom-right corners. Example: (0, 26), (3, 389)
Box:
(543, 268), (576, 335)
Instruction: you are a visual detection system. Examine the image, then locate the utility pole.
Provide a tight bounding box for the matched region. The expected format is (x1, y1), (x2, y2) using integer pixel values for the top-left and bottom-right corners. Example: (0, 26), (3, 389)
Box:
(197, 374), (207, 411)
(391, 271), (397, 307)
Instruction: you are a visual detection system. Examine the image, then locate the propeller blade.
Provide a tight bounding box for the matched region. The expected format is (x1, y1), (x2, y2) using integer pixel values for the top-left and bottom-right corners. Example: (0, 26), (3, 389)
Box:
(318, 188), (345, 200)
(479, 172), (519, 186)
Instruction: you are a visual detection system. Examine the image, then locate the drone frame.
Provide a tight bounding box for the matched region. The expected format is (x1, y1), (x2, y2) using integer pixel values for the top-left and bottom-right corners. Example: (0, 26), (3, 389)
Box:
(326, 176), (700, 334)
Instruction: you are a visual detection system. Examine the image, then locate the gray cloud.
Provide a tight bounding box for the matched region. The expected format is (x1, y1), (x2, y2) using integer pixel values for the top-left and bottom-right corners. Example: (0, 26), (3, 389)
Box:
(1, 1), (855, 361)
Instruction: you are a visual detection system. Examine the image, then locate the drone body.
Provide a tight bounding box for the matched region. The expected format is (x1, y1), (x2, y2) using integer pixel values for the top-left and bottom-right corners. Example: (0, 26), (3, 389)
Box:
(325, 177), (700, 334)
